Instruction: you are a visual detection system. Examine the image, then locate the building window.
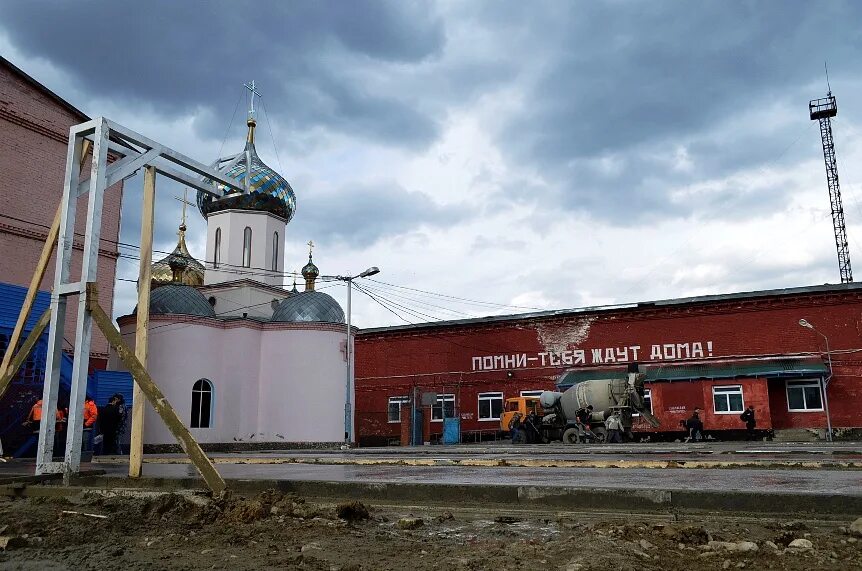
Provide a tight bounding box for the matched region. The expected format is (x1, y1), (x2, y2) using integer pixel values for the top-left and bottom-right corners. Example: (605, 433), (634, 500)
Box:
(191, 379), (213, 428)
(214, 228), (221, 269)
(242, 227), (252, 268)
(478, 392), (504, 421)
(272, 231), (279, 271)
(431, 394), (455, 422)
(633, 388), (652, 416)
(786, 379), (824, 411)
(712, 385), (744, 414)
(520, 390), (544, 398)
(388, 396), (410, 423)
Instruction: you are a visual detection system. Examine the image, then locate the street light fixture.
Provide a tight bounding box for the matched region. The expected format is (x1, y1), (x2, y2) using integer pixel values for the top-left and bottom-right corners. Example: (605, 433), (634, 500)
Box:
(337, 266), (380, 446)
(798, 318), (834, 442)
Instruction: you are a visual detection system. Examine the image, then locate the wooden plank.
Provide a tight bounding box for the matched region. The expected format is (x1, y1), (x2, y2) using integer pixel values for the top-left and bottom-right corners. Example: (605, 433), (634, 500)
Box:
(85, 283), (226, 495)
(0, 209), (60, 380)
(0, 138), (90, 380)
(129, 165), (155, 478)
(0, 309), (52, 400)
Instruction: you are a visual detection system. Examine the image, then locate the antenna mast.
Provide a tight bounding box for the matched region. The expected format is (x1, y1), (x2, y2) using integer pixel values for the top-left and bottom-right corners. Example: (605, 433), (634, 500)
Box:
(809, 79), (853, 283)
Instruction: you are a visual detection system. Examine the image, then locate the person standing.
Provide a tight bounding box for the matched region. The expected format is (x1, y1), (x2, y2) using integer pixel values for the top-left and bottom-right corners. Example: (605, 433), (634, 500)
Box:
(605, 410), (623, 443)
(740, 405), (756, 440)
(99, 395), (123, 455)
(685, 409), (704, 442)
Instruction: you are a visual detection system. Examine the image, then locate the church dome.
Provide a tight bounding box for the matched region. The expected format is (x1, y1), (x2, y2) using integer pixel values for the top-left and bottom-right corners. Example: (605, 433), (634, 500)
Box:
(271, 291), (345, 324)
(145, 284), (216, 318)
(196, 118), (296, 222)
(151, 223), (205, 288)
(301, 254), (319, 280)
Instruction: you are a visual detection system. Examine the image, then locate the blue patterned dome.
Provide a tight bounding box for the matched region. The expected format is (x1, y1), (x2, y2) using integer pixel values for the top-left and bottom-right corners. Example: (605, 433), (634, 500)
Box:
(197, 119), (296, 221)
(271, 291), (345, 324)
(137, 284), (216, 318)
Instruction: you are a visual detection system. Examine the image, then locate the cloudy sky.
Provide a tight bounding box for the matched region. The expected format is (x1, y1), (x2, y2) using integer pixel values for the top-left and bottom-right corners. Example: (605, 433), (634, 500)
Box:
(3, 1), (862, 327)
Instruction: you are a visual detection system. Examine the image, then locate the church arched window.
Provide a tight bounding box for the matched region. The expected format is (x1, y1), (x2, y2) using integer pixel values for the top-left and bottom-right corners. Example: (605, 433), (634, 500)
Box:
(242, 227), (252, 268)
(214, 228), (221, 269)
(191, 379), (213, 428)
(272, 231), (279, 271)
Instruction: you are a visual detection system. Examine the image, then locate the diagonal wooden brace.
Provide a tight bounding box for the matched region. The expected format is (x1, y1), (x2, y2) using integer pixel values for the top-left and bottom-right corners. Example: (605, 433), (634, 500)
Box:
(85, 283), (226, 495)
(0, 309), (52, 401)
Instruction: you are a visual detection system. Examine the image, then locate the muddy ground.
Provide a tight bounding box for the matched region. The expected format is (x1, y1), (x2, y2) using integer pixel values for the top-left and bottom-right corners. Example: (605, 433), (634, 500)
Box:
(0, 489), (858, 570)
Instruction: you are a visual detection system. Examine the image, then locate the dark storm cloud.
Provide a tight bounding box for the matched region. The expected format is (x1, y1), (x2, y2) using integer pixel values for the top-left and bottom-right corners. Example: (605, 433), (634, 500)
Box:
(0, 0), (444, 148)
(491, 0), (862, 222)
(290, 182), (466, 247)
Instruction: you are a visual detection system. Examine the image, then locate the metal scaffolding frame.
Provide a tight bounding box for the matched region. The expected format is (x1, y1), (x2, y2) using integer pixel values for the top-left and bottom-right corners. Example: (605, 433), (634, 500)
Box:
(34, 117), (244, 486)
(809, 93), (853, 284)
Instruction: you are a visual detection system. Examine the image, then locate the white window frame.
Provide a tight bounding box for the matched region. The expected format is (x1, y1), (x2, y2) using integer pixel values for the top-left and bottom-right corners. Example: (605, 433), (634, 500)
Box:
(191, 378), (214, 429)
(213, 228), (221, 269)
(712, 385), (744, 414)
(477, 392), (504, 422)
(786, 379), (824, 412)
(272, 231), (279, 271)
(388, 396), (410, 423)
(242, 226), (252, 268)
(431, 394), (455, 422)
(520, 390), (544, 398)
(633, 388), (652, 417)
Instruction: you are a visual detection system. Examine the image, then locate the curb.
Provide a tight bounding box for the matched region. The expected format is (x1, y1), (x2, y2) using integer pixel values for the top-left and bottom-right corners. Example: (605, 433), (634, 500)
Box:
(57, 475), (862, 517)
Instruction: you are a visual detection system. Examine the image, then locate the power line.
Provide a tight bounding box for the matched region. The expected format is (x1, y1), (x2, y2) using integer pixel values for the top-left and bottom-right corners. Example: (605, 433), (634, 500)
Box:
(365, 278), (545, 311)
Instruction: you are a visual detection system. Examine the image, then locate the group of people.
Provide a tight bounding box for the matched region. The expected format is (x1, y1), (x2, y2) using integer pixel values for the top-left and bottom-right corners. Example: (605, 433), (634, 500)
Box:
(682, 405), (758, 442)
(575, 405), (626, 443)
(24, 393), (128, 455)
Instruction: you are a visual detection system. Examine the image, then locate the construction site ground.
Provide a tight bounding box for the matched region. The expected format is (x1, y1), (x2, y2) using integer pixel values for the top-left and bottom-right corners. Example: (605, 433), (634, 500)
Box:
(0, 442), (859, 570)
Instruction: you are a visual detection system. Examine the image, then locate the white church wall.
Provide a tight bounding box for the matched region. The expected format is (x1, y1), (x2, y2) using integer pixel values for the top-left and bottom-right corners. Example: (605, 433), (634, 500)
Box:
(257, 327), (350, 443)
(205, 209), (285, 288)
(124, 319), (262, 446)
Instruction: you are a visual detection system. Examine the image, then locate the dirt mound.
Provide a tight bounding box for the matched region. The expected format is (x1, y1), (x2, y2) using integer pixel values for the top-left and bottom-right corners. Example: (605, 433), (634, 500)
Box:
(662, 524), (712, 545)
(336, 501), (370, 522)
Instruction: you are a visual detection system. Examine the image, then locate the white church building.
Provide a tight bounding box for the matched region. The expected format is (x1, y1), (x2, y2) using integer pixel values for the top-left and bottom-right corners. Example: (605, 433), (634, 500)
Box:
(111, 110), (353, 450)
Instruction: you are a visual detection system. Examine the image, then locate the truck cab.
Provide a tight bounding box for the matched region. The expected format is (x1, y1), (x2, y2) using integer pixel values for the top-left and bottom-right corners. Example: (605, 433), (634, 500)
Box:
(499, 396), (542, 433)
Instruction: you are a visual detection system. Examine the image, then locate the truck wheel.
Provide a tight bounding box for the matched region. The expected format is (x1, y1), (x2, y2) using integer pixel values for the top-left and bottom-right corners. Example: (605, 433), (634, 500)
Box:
(592, 427), (607, 443)
(512, 428), (527, 444)
(562, 428), (580, 445)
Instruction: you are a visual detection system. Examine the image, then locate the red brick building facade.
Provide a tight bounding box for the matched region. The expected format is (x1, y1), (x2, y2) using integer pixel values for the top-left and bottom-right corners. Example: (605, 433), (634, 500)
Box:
(0, 56), (123, 367)
(355, 283), (862, 444)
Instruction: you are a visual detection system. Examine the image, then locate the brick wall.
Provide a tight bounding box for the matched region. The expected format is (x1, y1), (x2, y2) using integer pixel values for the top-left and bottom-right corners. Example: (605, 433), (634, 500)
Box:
(356, 288), (862, 439)
(0, 61), (123, 360)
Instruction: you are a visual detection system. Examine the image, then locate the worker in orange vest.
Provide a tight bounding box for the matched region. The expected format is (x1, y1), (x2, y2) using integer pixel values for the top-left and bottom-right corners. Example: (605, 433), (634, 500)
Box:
(83, 397), (98, 428)
(24, 399), (43, 429)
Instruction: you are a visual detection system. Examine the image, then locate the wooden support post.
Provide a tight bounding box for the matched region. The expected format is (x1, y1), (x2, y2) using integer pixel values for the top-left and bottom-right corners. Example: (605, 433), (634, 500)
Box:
(129, 165), (156, 478)
(0, 138), (90, 380)
(0, 310), (51, 400)
(0, 209), (60, 381)
(85, 283), (226, 495)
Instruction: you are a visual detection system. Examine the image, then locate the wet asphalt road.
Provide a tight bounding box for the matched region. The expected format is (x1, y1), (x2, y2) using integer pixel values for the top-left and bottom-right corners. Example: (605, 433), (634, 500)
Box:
(127, 462), (862, 495)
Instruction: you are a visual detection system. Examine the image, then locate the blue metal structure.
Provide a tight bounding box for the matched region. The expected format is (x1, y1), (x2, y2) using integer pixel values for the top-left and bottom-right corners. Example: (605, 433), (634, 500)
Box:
(0, 282), (132, 456)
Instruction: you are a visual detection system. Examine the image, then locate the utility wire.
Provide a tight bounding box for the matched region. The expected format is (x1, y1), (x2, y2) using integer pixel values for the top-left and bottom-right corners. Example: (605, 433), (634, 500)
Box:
(216, 89), (244, 161)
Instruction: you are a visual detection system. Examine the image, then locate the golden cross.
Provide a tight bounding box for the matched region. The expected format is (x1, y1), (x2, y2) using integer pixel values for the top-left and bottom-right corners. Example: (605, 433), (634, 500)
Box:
(307, 240), (314, 257)
(174, 188), (195, 226)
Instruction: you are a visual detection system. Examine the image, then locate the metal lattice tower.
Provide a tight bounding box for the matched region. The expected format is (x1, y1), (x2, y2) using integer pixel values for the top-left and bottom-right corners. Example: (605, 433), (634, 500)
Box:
(809, 92), (853, 283)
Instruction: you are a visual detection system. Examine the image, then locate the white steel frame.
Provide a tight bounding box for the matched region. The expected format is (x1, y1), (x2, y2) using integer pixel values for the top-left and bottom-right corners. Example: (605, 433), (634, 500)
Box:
(36, 117), (246, 476)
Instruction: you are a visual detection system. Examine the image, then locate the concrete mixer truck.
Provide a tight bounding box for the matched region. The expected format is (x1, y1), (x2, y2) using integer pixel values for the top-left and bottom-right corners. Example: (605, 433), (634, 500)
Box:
(502, 366), (660, 444)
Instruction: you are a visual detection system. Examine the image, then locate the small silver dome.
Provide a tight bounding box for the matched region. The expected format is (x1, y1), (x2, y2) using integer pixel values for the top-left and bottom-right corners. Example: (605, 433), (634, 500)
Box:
(271, 291), (344, 324)
(146, 284), (216, 317)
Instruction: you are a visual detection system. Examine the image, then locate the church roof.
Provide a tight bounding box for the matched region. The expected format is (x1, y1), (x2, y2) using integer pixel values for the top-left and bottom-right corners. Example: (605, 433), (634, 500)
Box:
(271, 291), (345, 324)
(146, 284), (215, 318)
(196, 118), (296, 222)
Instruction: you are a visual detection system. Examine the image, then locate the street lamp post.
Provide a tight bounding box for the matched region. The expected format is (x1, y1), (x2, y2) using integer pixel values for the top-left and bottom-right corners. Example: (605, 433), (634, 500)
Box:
(798, 319), (834, 442)
(337, 267), (379, 446)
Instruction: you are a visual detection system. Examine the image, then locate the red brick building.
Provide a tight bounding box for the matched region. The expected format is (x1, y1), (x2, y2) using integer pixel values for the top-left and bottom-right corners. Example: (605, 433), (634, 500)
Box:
(355, 283), (862, 444)
(0, 56), (123, 367)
